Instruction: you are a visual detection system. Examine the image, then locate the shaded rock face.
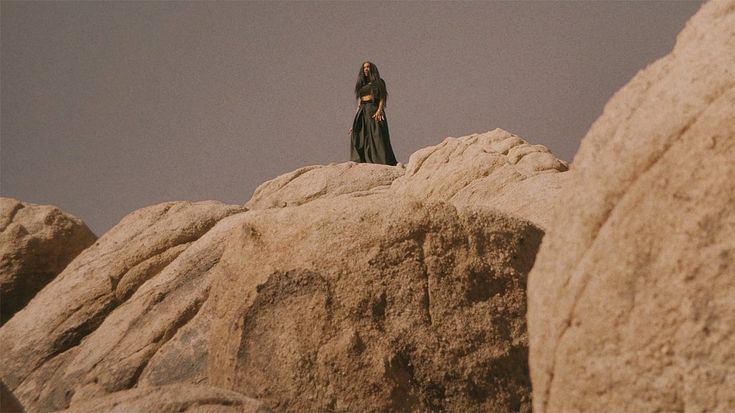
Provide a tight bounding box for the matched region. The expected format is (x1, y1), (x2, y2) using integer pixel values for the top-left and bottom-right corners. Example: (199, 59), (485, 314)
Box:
(0, 198), (96, 325)
(56, 384), (271, 413)
(0, 200), (246, 412)
(527, 1), (735, 412)
(209, 193), (543, 412)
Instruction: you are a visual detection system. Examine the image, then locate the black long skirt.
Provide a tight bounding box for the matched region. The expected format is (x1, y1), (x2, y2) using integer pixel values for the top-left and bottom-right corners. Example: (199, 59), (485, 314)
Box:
(350, 101), (397, 166)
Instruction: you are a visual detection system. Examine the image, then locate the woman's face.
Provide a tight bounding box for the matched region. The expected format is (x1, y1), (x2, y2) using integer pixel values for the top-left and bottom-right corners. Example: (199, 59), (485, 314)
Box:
(362, 63), (370, 77)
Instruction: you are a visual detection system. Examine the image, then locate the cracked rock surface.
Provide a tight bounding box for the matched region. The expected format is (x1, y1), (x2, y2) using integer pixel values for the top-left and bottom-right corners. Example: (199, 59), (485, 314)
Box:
(56, 384), (271, 413)
(208, 192), (543, 412)
(527, 1), (735, 412)
(0, 198), (96, 325)
(247, 128), (570, 230)
(0, 200), (246, 412)
(391, 128), (570, 230)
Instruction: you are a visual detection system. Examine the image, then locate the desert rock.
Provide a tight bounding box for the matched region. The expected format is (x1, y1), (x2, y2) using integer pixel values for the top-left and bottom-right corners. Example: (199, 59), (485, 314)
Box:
(56, 384), (270, 413)
(481, 171), (575, 230)
(245, 162), (404, 210)
(0, 198), (96, 325)
(390, 129), (569, 229)
(0, 200), (246, 412)
(208, 192), (543, 412)
(247, 129), (570, 230)
(527, 1), (735, 412)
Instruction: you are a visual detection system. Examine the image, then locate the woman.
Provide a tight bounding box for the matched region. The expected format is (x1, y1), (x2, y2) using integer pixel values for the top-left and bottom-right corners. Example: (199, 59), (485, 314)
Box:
(350, 61), (398, 166)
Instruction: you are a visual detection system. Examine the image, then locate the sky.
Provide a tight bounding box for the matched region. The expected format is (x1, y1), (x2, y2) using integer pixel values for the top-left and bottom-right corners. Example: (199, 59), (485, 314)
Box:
(1, 1), (701, 236)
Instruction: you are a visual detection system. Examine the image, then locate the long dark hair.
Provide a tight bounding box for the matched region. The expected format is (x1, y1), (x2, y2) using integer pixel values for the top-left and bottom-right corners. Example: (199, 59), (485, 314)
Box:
(354, 61), (388, 106)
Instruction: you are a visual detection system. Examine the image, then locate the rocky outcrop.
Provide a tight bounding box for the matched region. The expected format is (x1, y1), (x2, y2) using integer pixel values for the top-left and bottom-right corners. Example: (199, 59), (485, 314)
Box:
(208, 192), (543, 412)
(0, 201), (246, 412)
(0, 198), (96, 325)
(392, 129), (567, 202)
(56, 384), (270, 413)
(248, 129), (570, 229)
(0, 132), (564, 412)
(390, 129), (569, 229)
(527, 1), (735, 412)
(478, 171), (574, 230)
(246, 162), (404, 210)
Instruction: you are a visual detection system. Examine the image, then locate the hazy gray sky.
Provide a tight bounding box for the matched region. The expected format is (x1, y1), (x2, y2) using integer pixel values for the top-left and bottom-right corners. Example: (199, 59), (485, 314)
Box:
(1, 1), (701, 235)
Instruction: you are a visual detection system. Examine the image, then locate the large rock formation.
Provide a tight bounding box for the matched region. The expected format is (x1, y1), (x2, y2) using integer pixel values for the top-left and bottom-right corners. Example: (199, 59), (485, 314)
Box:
(209, 192), (543, 412)
(527, 1), (735, 412)
(0, 201), (246, 411)
(391, 129), (569, 229)
(0, 198), (96, 325)
(0, 129), (567, 412)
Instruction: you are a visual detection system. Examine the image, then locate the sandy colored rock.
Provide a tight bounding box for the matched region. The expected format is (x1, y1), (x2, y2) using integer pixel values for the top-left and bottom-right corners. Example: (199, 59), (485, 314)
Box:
(484, 171), (575, 230)
(246, 162), (404, 210)
(209, 192), (543, 412)
(248, 129), (570, 230)
(528, 1), (735, 412)
(0, 201), (246, 412)
(56, 384), (270, 413)
(0, 138), (563, 412)
(136, 297), (215, 388)
(0, 198), (96, 325)
(391, 129), (570, 229)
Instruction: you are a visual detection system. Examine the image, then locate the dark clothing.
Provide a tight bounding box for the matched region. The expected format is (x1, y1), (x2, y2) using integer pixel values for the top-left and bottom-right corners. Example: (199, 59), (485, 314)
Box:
(358, 79), (385, 100)
(358, 83), (374, 98)
(350, 100), (397, 166)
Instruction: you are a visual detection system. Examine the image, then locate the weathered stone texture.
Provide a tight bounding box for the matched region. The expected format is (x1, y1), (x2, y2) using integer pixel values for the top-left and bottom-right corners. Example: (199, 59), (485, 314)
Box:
(0, 201), (246, 412)
(209, 193), (543, 412)
(0, 198), (96, 324)
(56, 384), (270, 413)
(527, 1), (735, 412)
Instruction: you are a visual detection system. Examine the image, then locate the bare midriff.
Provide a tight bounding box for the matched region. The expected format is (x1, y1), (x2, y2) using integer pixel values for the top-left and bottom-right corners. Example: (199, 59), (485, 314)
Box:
(361, 95), (374, 102)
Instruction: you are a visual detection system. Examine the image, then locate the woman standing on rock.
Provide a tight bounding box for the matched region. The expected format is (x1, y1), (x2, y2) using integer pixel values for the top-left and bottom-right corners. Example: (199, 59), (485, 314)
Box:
(349, 61), (398, 166)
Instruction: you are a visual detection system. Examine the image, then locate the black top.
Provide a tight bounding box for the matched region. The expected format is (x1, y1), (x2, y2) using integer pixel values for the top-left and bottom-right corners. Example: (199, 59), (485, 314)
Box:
(358, 82), (375, 98)
(358, 79), (385, 99)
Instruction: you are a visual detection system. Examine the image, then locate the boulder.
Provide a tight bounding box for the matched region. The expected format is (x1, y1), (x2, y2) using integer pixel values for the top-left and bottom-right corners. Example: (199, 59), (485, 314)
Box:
(0, 201), (246, 412)
(56, 384), (270, 413)
(390, 129), (570, 229)
(481, 171), (575, 230)
(0, 131), (565, 410)
(208, 192), (543, 412)
(0, 130), (568, 412)
(245, 162), (404, 210)
(0, 198), (96, 324)
(527, 1), (735, 412)
(247, 129), (570, 230)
